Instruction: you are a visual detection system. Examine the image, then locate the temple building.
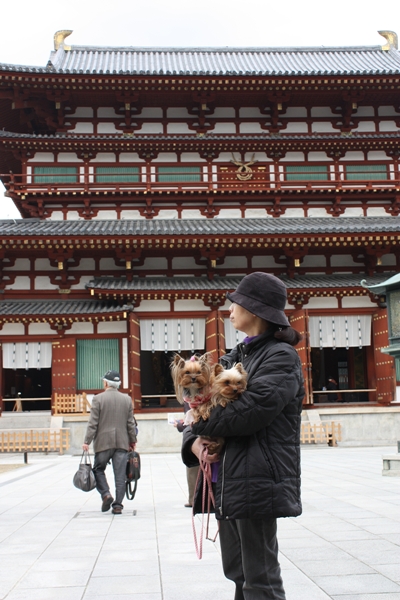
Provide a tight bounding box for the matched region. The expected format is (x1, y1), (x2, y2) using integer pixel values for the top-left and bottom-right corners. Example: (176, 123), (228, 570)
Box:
(0, 29), (399, 415)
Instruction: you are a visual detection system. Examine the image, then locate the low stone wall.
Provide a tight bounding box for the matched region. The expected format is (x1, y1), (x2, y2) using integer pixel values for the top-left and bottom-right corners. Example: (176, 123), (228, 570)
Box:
(63, 405), (400, 454)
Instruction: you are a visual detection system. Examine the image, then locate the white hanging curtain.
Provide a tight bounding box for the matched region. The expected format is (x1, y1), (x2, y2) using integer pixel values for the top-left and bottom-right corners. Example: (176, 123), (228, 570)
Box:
(309, 315), (372, 349)
(224, 318), (247, 349)
(139, 319), (205, 352)
(2, 342), (52, 369)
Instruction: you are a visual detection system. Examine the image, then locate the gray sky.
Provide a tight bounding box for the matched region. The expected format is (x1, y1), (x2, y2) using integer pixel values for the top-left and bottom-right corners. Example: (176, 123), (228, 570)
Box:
(1, 0), (399, 218)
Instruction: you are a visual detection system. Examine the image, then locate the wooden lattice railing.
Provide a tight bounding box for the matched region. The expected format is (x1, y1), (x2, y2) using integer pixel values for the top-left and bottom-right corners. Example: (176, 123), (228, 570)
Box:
(300, 421), (342, 446)
(53, 393), (91, 415)
(0, 428), (70, 462)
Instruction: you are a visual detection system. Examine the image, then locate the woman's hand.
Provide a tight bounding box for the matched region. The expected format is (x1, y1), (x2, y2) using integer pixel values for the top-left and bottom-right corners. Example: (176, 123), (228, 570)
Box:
(191, 436), (221, 463)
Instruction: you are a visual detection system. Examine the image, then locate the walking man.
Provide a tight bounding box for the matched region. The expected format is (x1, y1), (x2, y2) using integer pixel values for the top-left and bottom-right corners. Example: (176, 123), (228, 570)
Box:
(82, 370), (137, 515)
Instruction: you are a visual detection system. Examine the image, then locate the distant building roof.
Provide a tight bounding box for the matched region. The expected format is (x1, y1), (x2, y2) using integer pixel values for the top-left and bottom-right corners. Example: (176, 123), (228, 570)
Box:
(1, 217), (400, 238)
(1, 37), (400, 76)
(0, 300), (126, 317)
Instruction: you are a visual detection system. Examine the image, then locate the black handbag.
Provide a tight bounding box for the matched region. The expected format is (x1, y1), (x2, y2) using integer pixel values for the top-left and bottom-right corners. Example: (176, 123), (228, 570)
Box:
(73, 451), (97, 492)
(125, 450), (141, 500)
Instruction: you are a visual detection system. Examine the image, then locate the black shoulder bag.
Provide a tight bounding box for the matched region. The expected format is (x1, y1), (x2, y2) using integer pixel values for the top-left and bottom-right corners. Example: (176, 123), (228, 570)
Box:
(125, 450), (141, 500)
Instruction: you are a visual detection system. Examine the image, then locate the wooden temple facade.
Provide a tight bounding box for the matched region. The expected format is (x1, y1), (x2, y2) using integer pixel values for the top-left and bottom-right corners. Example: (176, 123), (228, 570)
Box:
(0, 30), (399, 413)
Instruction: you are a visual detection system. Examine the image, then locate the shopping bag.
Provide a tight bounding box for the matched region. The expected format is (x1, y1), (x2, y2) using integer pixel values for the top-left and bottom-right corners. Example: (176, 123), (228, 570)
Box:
(73, 451), (96, 492)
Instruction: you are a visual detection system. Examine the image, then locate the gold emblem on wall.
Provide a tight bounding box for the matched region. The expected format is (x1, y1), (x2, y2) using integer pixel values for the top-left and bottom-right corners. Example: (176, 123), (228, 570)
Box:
(231, 153), (257, 181)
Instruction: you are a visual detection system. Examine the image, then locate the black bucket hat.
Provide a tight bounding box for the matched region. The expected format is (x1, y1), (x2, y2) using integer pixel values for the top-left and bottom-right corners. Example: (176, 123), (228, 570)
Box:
(227, 272), (290, 327)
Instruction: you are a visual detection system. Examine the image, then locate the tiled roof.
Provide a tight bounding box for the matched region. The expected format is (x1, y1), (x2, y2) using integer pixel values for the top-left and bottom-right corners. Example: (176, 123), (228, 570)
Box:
(1, 217), (400, 237)
(0, 300), (127, 316)
(1, 44), (400, 76)
(86, 273), (393, 292)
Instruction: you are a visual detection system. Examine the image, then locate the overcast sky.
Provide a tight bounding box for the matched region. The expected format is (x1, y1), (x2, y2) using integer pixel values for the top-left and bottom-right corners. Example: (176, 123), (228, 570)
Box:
(1, 0), (399, 218)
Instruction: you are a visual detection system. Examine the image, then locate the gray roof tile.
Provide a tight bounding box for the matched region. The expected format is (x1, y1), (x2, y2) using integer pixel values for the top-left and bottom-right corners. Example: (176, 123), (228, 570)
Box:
(1, 217), (399, 238)
(0, 300), (126, 316)
(1, 45), (400, 76)
(86, 273), (393, 292)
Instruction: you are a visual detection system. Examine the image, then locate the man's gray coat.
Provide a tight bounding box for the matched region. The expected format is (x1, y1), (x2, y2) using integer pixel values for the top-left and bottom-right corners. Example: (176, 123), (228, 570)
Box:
(84, 388), (137, 453)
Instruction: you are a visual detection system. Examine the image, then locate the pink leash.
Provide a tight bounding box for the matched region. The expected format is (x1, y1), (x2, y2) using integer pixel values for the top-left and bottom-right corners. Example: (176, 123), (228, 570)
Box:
(191, 445), (219, 560)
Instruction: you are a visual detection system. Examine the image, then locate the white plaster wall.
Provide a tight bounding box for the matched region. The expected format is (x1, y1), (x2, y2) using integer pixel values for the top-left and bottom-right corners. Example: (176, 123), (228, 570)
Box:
(69, 258), (96, 271)
(99, 258), (120, 270)
(341, 152), (364, 161)
(93, 211), (118, 220)
(380, 254), (396, 266)
(365, 207), (388, 217)
(282, 208), (305, 217)
(97, 321), (127, 334)
(98, 107), (118, 117)
(70, 123), (94, 133)
(90, 153), (116, 163)
(174, 300), (210, 311)
(152, 153), (177, 162)
(8, 276), (30, 290)
(140, 108), (163, 118)
(354, 122), (375, 132)
(252, 256), (281, 268)
(368, 151), (389, 160)
(6, 258), (30, 270)
(216, 256), (247, 269)
(301, 255), (326, 267)
(343, 207), (364, 216)
(342, 296), (375, 308)
(379, 121), (400, 131)
(167, 123), (191, 133)
(213, 108), (235, 117)
(154, 210), (179, 219)
(312, 122), (336, 132)
(98, 123), (118, 133)
(284, 122), (308, 133)
(311, 107), (335, 117)
(240, 123), (263, 133)
(215, 209), (242, 218)
(28, 153), (54, 162)
(308, 151), (331, 161)
(285, 107), (308, 117)
(69, 107), (94, 117)
(214, 152), (238, 163)
(212, 123), (236, 133)
(245, 208), (268, 218)
(378, 106), (400, 116)
(68, 322), (94, 335)
(121, 210), (145, 219)
(303, 297), (339, 309)
(180, 209), (202, 218)
(34, 277), (58, 290)
(239, 107), (262, 117)
(244, 152), (270, 162)
(138, 123), (164, 134)
(280, 152), (305, 162)
(354, 106), (374, 117)
(0, 323), (24, 335)
(35, 258), (55, 270)
(331, 255), (359, 267)
(167, 108), (190, 118)
(28, 323), (53, 335)
(119, 153), (144, 162)
(70, 276), (93, 289)
(49, 211), (65, 220)
(65, 212), (82, 220)
(181, 153), (205, 162)
(307, 208), (329, 217)
(136, 257), (168, 270)
(135, 301), (171, 312)
(172, 257), (198, 269)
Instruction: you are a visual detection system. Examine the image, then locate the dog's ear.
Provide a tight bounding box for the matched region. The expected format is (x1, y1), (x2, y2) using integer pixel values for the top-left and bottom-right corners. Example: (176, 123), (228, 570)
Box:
(235, 363), (246, 375)
(213, 364), (225, 376)
(172, 354), (185, 369)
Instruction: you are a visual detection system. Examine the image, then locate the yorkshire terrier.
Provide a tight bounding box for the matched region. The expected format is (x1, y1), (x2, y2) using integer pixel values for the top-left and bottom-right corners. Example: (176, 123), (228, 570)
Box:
(171, 354), (247, 455)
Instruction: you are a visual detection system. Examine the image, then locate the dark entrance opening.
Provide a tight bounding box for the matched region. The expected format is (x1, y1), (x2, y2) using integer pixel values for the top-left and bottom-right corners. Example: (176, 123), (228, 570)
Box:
(2, 368), (52, 411)
(311, 347), (368, 403)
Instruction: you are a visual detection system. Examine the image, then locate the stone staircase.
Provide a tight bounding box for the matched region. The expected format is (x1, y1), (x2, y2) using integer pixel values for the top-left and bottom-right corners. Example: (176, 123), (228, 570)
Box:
(0, 411), (54, 430)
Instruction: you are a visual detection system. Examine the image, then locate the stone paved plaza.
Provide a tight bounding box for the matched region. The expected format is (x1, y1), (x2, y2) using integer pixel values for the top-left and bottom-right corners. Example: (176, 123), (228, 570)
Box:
(0, 445), (399, 600)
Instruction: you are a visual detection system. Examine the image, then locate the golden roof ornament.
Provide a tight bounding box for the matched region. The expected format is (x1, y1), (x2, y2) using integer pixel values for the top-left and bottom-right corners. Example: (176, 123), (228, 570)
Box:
(378, 30), (398, 51)
(54, 30), (73, 51)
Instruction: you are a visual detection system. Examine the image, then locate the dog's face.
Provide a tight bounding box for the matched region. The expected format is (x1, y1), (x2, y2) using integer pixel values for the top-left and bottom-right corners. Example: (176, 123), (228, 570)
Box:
(171, 353), (212, 401)
(211, 363), (247, 400)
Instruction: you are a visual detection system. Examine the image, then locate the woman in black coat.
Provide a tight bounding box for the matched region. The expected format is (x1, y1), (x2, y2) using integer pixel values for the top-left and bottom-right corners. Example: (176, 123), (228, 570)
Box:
(182, 272), (304, 600)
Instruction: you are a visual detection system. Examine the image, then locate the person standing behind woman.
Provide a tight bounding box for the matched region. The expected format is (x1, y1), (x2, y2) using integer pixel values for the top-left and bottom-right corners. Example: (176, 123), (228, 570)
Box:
(182, 272), (304, 600)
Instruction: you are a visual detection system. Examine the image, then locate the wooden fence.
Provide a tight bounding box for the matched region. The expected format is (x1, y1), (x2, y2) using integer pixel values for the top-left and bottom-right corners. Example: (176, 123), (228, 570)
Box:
(53, 393), (91, 415)
(0, 428), (70, 462)
(300, 421), (342, 446)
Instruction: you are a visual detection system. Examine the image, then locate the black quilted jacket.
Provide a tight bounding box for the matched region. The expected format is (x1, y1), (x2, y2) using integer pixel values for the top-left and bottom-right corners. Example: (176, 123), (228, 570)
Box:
(181, 330), (304, 520)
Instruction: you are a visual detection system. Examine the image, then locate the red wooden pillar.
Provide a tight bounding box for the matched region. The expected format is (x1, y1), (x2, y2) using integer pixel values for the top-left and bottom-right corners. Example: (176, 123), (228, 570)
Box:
(0, 342), (3, 414)
(372, 311), (396, 404)
(205, 310), (219, 364)
(289, 309), (312, 405)
(51, 338), (77, 414)
(217, 310), (227, 360)
(128, 312), (142, 411)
